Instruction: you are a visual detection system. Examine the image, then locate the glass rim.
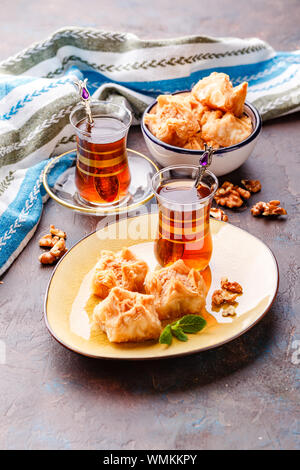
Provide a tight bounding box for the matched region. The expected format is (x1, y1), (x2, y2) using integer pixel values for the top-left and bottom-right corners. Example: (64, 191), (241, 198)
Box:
(151, 164), (219, 206)
(69, 100), (132, 138)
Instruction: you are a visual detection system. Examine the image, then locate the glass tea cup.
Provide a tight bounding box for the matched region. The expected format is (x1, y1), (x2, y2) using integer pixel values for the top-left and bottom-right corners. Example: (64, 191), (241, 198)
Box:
(152, 165), (218, 271)
(70, 101), (132, 206)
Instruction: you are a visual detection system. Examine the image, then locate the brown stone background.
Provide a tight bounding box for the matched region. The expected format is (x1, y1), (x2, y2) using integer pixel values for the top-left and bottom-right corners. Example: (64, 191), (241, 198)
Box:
(0, 0), (299, 450)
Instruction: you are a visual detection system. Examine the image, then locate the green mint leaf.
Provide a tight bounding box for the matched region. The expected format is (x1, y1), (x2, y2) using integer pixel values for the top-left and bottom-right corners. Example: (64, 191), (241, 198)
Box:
(159, 324), (172, 345)
(171, 325), (188, 342)
(176, 315), (207, 334)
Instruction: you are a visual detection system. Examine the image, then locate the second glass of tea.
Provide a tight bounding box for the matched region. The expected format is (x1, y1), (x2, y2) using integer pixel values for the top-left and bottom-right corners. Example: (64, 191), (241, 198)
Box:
(70, 101), (132, 206)
(152, 165), (218, 271)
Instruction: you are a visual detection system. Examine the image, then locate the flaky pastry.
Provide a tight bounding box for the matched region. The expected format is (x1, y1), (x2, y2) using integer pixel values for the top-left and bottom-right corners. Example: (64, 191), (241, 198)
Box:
(201, 111), (252, 148)
(144, 93), (200, 147)
(93, 287), (162, 343)
(92, 248), (148, 299)
(191, 72), (247, 117)
(144, 72), (252, 149)
(145, 259), (207, 320)
(183, 133), (206, 150)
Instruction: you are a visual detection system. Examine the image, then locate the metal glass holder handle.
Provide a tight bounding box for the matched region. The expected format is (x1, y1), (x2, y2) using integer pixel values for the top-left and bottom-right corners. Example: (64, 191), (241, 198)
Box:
(73, 78), (94, 125)
(194, 145), (215, 188)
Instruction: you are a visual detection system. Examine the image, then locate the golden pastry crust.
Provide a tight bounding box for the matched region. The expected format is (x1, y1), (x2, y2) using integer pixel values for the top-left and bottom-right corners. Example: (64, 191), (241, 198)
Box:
(145, 259), (207, 320)
(144, 93), (200, 147)
(183, 133), (206, 150)
(191, 72), (248, 117)
(92, 248), (148, 299)
(93, 287), (162, 343)
(201, 111), (252, 148)
(144, 72), (252, 149)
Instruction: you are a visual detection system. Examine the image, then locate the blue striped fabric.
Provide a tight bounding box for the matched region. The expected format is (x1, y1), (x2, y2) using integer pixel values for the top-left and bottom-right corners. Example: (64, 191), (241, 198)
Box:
(0, 28), (299, 276)
(82, 55), (299, 96)
(0, 157), (73, 274)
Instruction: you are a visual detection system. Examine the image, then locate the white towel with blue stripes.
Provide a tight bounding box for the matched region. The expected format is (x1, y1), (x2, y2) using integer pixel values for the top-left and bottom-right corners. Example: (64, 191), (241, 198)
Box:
(0, 27), (299, 275)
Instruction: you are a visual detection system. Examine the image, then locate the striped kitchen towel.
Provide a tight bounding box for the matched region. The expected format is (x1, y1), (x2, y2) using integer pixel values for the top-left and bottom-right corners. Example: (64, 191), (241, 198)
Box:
(0, 27), (300, 276)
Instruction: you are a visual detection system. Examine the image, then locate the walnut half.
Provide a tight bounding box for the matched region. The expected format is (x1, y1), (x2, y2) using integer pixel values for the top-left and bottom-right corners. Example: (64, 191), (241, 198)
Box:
(221, 277), (243, 294)
(214, 181), (250, 208)
(212, 289), (238, 306)
(39, 234), (59, 248)
(251, 200), (287, 217)
(210, 207), (228, 222)
(39, 225), (67, 265)
(222, 305), (236, 317)
(50, 225), (67, 239)
(39, 238), (67, 265)
(241, 179), (261, 193)
(212, 277), (243, 308)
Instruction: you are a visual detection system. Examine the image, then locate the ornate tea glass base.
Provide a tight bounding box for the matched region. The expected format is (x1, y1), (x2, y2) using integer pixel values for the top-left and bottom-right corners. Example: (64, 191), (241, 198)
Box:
(75, 190), (132, 209)
(43, 149), (158, 216)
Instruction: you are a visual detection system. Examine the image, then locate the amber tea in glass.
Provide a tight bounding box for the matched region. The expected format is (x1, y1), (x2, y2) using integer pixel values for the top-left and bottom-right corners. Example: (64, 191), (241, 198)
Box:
(70, 101), (132, 205)
(152, 166), (218, 271)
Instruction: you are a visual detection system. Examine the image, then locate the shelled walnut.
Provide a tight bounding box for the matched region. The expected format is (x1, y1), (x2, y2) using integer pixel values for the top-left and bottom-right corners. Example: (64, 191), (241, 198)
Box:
(39, 234), (59, 248)
(214, 181), (250, 208)
(39, 225), (67, 265)
(39, 251), (58, 265)
(49, 238), (67, 257)
(241, 179), (261, 193)
(212, 289), (238, 306)
(221, 277), (243, 294)
(210, 207), (228, 222)
(212, 277), (243, 308)
(222, 305), (236, 317)
(50, 225), (66, 239)
(251, 200), (287, 217)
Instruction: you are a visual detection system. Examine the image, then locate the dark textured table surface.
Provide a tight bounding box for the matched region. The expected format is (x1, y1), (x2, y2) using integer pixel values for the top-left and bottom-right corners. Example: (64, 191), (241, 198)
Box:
(0, 0), (299, 450)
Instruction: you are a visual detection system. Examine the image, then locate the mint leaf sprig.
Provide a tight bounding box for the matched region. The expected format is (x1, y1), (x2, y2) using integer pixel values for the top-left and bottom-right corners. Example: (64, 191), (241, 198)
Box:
(159, 315), (207, 346)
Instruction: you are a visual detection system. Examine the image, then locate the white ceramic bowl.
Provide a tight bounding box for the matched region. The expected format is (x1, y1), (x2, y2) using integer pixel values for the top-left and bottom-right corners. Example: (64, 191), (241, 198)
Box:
(141, 92), (262, 177)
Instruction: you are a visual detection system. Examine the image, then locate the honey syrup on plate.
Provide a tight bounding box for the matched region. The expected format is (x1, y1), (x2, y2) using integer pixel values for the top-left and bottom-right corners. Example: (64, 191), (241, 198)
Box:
(155, 179), (213, 270)
(75, 116), (131, 205)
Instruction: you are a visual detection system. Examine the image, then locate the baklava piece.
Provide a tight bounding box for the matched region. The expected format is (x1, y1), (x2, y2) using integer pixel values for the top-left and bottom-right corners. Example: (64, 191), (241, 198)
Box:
(145, 259), (207, 320)
(201, 111), (252, 148)
(144, 72), (252, 149)
(144, 93), (200, 147)
(191, 72), (248, 117)
(93, 287), (162, 343)
(92, 248), (148, 299)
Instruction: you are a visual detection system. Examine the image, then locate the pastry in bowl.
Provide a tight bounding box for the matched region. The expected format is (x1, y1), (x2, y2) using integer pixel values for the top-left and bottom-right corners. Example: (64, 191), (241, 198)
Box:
(191, 72), (248, 117)
(92, 248), (148, 299)
(142, 72), (261, 176)
(200, 110), (252, 148)
(93, 287), (162, 343)
(144, 72), (252, 150)
(144, 93), (201, 147)
(145, 259), (207, 321)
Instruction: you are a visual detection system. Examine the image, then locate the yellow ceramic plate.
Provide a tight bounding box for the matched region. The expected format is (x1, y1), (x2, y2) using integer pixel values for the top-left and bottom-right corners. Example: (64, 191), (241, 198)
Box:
(44, 214), (279, 360)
